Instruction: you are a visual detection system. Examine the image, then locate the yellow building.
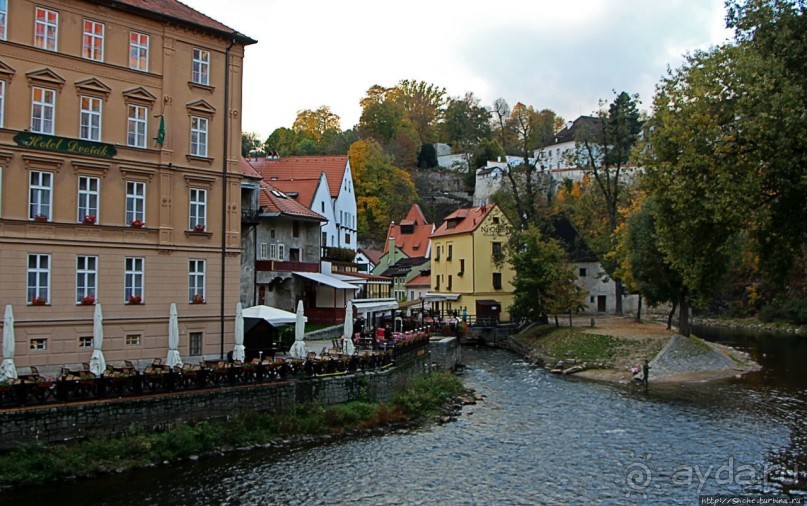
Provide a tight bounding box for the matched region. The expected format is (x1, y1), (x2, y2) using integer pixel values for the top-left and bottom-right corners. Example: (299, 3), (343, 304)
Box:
(429, 204), (515, 322)
(0, 0), (255, 372)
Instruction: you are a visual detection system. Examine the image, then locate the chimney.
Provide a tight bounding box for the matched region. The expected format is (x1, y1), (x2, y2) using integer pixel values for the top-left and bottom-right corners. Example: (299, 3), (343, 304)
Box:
(388, 236), (396, 266)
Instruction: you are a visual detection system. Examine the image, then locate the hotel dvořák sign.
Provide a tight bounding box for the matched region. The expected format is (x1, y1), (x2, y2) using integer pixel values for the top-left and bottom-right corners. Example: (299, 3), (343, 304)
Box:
(14, 132), (117, 159)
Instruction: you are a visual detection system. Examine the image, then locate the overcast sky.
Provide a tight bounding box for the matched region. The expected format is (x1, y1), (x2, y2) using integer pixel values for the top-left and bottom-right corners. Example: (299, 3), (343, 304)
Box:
(184, 0), (733, 140)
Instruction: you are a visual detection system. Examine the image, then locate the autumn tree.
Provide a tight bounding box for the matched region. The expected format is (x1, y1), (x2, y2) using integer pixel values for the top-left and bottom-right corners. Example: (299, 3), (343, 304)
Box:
(292, 106), (341, 143)
(349, 139), (418, 244)
(574, 91), (642, 314)
(439, 92), (491, 158)
(241, 131), (264, 157)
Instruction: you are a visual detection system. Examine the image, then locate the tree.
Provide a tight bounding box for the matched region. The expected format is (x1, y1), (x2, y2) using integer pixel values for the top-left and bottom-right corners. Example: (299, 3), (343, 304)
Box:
(264, 127), (297, 157)
(439, 92), (491, 154)
(472, 139), (505, 171)
(492, 98), (511, 153)
(241, 131), (264, 157)
(575, 91), (642, 315)
(292, 106), (341, 142)
(507, 226), (578, 322)
(417, 143), (438, 169)
(387, 79), (447, 144)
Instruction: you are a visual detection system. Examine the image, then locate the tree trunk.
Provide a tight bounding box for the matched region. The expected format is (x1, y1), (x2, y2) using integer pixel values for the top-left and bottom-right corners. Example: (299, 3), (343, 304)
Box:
(568, 312), (573, 327)
(636, 293), (642, 322)
(666, 301), (677, 330)
(614, 278), (624, 315)
(678, 296), (690, 337)
(554, 314), (559, 327)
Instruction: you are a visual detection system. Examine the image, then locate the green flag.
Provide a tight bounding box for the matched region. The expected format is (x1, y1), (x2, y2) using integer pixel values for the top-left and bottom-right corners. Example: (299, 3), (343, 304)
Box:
(154, 114), (165, 147)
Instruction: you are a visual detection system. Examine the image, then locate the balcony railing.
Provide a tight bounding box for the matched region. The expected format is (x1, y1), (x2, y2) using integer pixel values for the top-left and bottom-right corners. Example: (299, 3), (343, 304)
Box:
(255, 260), (318, 273)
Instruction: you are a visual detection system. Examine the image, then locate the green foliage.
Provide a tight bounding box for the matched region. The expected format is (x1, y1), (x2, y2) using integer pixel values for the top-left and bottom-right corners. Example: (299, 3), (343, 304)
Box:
(241, 131), (264, 157)
(392, 372), (465, 417)
(759, 296), (807, 324)
(472, 139), (505, 171)
(439, 92), (491, 153)
(417, 143), (438, 169)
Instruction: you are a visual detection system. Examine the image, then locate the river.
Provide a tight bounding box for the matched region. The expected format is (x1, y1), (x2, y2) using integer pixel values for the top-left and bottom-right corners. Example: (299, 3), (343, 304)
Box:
(4, 327), (806, 505)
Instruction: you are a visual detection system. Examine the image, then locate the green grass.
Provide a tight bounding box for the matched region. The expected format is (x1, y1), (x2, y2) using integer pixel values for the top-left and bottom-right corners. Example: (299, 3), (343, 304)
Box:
(516, 326), (618, 364)
(0, 372), (464, 488)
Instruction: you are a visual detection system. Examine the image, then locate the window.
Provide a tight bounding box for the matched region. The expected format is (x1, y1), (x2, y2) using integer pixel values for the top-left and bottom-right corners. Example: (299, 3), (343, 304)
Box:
(0, 81), (5, 127)
(270, 229), (275, 239)
(124, 257), (144, 302)
(125, 181), (146, 224)
(493, 272), (502, 290)
(31, 87), (55, 134)
(189, 332), (203, 356)
(320, 202), (325, 213)
(79, 336), (93, 348)
(344, 233), (350, 245)
(82, 20), (104, 61)
(80, 96), (102, 141)
(29, 171), (53, 220)
(579, 268), (587, 277)
(34, 7), (58, 51)
(78, 176), (99, 223)
(492, 242), (503, 262)
(321, 231), (327, 247)
(269, 243), (277, 259)
(435, 275), (440, 290)
(0, 0), (7, 40)
(189, 188), (207, 230)
(435, 246), (441, 261)
(259, 242), (268, 260)
(447, 275), (452, 291)
(76, 255), (97, 303)
(459, 259), (465, 276)
(125, 334), (141, 346)
(129, 32), (149, 71)
(278, 244), (285, 260)
(447, 244), (453, 260)
(192, 48), (210, 85)
(188, 260), (205, 302)
(292, 221), (299, 238)
(28, 254), (50, 304)
(190, 116), (208, 157)
(30, 338), (47, 350)
(493, 216), (500, 225)
(127, 105), (147, 148)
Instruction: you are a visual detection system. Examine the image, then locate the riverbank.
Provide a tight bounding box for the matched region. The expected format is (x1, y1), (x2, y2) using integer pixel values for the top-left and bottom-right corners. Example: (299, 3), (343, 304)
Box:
(0, 372), (470, 490)
(514, 316), (759, 383)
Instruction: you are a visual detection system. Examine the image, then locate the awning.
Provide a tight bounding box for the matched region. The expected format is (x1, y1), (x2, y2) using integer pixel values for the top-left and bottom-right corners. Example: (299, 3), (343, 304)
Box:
(423, 293), (462, 302)
(293, 271), (359, 290)
(332, 273), (366, 286)
(242, 305), (300, 332)
(352, 298), (399, 314)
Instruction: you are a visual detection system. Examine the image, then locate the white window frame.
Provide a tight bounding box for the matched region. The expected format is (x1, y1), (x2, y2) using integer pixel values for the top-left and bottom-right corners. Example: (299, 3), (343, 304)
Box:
(30, 338), (47, 350)
(189, 188), (207, 230)
(79, 336), (93, 348)
(259, 242), (268, 260)
(125, 334), (141, 346)
(0, 0), (7, 41)
(269, 244), (277, 260)
(190, 116), (208, 157)
(189, 332), (203, 356)
(191, 48), (210, 86)
(188, 259), (205, 302)
(76, 255), (98, 303)
(27, 254), (50, 304)
(31, 87), (55, 135)
(124, 257), (144, 302)
(82, 19), (104, 61)
(125, 181), (146, 225)
(80, 96), (102, 141)
(129, 31), (149, 71)
(77, 175), (99, 223)
(29, 171), (52, 220)
(127, 104), (147, 148)
(34, 7), (58, 51)
(278, 244), (285, 261)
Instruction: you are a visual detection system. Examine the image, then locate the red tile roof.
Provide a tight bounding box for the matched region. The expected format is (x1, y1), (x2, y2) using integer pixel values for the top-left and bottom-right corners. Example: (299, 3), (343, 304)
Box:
(359, 248), (384, 265)
(263, 178), (322, 209)
(108, 0), (256, 44)
(384, 204), (434, 258)
(405, 274), (431, 287)
(249, 156), (349, 199)
(258, 182), (326, 221)
(240, 156), (262, 179)
(431, 204), (499, 238)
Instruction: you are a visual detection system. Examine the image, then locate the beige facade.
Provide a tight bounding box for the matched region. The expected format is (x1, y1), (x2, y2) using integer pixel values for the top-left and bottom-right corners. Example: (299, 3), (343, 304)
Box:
(0, 0), (254, 372)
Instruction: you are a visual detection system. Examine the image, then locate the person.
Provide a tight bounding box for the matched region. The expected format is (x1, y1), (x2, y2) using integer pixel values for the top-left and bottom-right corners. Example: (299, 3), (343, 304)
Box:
(384, 324), (392, 343)
(462, 307), (468, 323)
(642, 359), (650, 389)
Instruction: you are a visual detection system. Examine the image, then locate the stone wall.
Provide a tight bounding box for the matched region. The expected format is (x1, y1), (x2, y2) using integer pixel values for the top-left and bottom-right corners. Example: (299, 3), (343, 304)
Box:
(429, 337), (461, 371)
(0, 352), (430, 450)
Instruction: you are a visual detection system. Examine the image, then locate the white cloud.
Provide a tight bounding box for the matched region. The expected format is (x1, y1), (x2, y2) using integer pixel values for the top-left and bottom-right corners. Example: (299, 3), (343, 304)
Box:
(184, 0), (731, 139)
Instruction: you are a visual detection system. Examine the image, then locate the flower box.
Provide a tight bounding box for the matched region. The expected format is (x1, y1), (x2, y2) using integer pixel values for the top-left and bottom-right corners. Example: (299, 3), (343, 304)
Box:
(129, 219), (145, 228)
(193, 224), (206, 233)
(128, 295), (142, 305)
(191, 294), (205, 304)
(33, 215), (48, 223)
(82, 215), (97, 225)
(80, 295), (96, 305)
(31, 297), (47, 306)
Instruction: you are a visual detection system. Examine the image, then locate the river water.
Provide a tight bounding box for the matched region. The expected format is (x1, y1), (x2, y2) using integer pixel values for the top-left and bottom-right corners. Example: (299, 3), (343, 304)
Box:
(5, 328), (806, 505)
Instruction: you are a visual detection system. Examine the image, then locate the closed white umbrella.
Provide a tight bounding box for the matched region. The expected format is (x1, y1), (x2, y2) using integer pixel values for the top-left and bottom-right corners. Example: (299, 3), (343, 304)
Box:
(343, 300), (355, 355)
(89, 303), (106, 376)
(289, 300), (307, 358)
(233, 302), (246, 362)
(0, 305), (17, 381)
(166, 303), (183, 368)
